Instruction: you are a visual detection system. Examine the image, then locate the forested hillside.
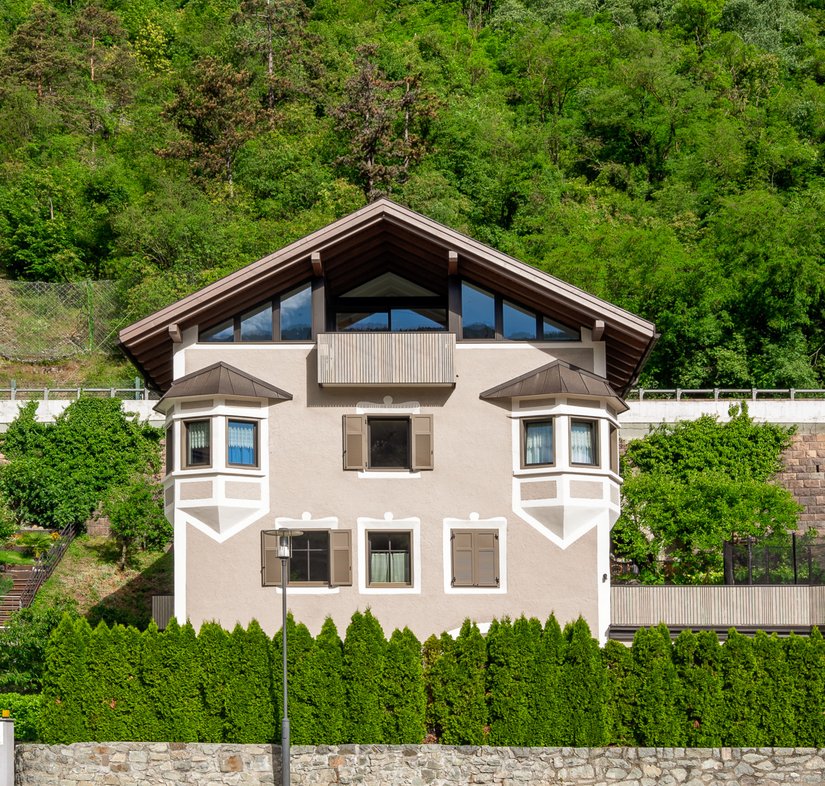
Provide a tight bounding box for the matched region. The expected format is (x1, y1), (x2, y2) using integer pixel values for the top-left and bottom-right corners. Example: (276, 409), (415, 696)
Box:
(1, 0), (823, 387)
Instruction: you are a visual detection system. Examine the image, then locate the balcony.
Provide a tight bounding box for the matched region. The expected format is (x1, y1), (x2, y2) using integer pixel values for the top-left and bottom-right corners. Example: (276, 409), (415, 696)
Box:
(317, 332), (456, 386)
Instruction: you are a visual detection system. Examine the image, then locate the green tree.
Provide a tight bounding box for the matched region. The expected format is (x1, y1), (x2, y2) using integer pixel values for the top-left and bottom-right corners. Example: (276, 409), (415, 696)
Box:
(226, 620), (275, 743)
(382, 627), (426, 744)
(301, 616), (345, 744)
(672, 630), (725, 746)
(487, 616), (533, 745)
(785, 628), (825, 746)
(197, 621), (231, 742)
(560, 617), (608, 746)
(534, 613), (566, 745)
(720, 629), (760, 745)
(343, 609), (386, 743)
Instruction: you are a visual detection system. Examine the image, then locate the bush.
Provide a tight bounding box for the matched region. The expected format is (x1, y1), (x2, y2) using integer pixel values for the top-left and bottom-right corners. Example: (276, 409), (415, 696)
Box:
(343, 610), (386, 743)
(0, 693), (43, 741)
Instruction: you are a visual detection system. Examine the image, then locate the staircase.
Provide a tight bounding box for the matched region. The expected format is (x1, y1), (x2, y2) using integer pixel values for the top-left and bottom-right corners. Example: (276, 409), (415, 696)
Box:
(0, 565), (34, 624)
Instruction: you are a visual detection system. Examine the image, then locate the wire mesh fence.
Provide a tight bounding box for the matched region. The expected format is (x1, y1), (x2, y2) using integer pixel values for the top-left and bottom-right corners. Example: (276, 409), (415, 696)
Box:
(0, 280), (131, 362)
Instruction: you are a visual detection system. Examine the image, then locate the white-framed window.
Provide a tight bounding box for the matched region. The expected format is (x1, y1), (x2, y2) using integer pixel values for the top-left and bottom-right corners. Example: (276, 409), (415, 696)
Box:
(570, 419), (598, 466)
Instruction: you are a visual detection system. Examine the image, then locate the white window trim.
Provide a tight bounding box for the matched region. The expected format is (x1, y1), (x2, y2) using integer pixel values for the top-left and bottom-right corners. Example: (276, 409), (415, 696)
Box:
(442, 515), (507, 595)
(357, 517), (421, 595)
(272, 515), (341, 595)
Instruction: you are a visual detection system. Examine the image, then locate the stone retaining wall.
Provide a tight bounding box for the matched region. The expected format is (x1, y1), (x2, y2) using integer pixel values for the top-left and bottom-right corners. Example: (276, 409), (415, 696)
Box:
(14, 743), (825, 785)
(776, 431), (825, 533)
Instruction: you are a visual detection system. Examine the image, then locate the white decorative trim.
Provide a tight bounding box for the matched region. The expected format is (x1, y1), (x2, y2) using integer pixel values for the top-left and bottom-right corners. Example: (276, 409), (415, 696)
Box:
(597, 519), (611, 645)
(355, 395), (420, 414)
(173, 511), (187, 624)
(442, 515), (507, 595)
(356, 515), (421, 595)
(357, 471), (421, 480)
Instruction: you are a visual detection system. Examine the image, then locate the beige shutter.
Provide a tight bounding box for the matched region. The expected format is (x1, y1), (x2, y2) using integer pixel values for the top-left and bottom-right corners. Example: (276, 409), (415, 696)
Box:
(411, 414), (434, 471)
(451, 530), (474, 587)
(261, 531), (281, 587)
(343, 415), (366, 470)
(330, 529), (352, 586)
(475, 531), (499, 587)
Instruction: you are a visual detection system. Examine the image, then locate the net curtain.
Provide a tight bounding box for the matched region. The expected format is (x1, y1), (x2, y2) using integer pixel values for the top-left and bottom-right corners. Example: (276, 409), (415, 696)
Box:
(228, 420), (256, 465)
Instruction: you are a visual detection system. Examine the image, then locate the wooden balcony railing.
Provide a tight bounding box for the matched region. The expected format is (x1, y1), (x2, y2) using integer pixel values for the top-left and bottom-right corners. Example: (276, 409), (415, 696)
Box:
(611, 585), (825, 637)
(317, 332), (456, 386)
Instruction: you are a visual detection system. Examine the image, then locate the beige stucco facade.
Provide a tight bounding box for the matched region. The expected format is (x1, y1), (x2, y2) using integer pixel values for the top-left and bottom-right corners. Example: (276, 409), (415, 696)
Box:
(165, 334), (618, 642)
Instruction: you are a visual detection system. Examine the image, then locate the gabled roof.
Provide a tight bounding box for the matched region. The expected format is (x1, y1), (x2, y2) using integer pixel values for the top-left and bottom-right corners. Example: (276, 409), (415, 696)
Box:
(154, 362), (292, 410)
(120, 199), (657, 393)
(480, 359), (628, 413)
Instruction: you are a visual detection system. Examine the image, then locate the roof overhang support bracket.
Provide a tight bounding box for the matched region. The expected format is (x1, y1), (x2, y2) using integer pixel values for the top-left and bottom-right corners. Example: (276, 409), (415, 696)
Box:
(592, 320), (605, 341)
(168, 323), (182, 343)
(447, 250), (459, 276)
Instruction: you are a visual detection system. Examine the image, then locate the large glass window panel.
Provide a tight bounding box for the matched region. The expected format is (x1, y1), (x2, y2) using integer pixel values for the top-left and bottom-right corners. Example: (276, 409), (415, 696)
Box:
(524, 419), (554, 466)
(571, 420), (597, 465)
(337, 311), (389, 332)
(543, 317), (580, 341)
(368, 531), (411, 585)
(185, 420), (211, 467)
(227, 419), (257, 466)
(368, 418), (409, 469)
(503, 300), (537, 340)
(280, 283), (312, 340)
(240, 303), (273, 341)
(461, 283), (495, 338)
(290, 531), (329, 583)
(391, 308), (447, 332)
(201, 319), (234, 342)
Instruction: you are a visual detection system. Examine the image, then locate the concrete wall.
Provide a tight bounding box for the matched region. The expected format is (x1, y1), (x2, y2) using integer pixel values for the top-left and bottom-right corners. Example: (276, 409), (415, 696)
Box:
(15, 743), (825, 785)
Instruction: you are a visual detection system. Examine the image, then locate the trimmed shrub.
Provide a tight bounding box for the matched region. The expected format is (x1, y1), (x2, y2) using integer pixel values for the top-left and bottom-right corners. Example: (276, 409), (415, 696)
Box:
(603, 639), (635, 745)
(753, 631), (795, 745)
(227, 620), (275, 743)
(197, 622), (231, 742)
(721, 629), (760, 745)
(673, 630), (725, 746)
(560, 617), (608, 746)
(629, 625), (683, 745)
(280, 616), (316, 745)
(304, 617), (345, 744)
(0, 693), (43, 741)
(39, 615), (92, 743)
(487, 617), (533, 745)
(785, 629), (825, 746)
(343, 610), (386, 743)
(382, 627), (426, 744)
(534, 614), (565, 745)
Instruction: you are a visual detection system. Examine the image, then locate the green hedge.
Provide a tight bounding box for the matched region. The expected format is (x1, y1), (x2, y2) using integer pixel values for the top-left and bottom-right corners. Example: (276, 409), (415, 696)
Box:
(0, 693), (42, 741)
(32, 613), (825, 746)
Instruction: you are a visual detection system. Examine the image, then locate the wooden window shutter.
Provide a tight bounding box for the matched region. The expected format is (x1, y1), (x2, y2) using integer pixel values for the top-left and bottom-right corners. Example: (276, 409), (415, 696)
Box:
(261, 531), (280, 587)
(411, 414), (434, 471)
(475, 531), (500, 587)
(330, 529), (352, 586)
(451, 530), (475, 587)
(343, 415), (366, 470)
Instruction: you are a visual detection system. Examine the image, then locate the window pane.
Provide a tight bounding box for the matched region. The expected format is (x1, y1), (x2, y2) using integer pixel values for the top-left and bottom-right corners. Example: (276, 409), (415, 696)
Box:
(525, 420), (553, 465)
(201, 319), (234, 342)
(228, 420), (257, 466)
(186, 421), (210, 466)
(543, 317), (580, 341)
(369, 418), (409, 468)
(368, 531), (411, 585)
(503, 301), (537, 340)
(240, 303), (273, 341)
(280, 283), (312, 340)
(571, 420), (596, 465)
(390, 308), (447, 332)
(461, 283), (495, 338)
(336, 311), (389, 331)
(290, 531), (328, 583)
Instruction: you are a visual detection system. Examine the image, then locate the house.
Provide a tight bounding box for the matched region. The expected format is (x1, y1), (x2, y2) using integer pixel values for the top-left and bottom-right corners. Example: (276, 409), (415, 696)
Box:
(119, 200), (657, 642)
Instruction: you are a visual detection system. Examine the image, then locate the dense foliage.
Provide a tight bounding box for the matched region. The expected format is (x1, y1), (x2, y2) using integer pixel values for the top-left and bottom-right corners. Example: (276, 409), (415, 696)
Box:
(0, 397), (162, 531)
(613, 404), (800, 582)
(1, 0), (824, 387)
(32, 611), (825, 746)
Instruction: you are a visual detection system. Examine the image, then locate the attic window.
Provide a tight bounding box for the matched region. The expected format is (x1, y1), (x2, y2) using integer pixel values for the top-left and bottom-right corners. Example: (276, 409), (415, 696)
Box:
(199, 282), (311, 343)
(460, 280), (579, 342)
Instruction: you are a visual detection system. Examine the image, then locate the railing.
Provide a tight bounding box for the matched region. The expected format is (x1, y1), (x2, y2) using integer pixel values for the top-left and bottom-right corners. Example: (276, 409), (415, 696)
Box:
(18, 522), (77, 609)
(0, 381), (157, 401)
(611, 584), (825, 631)
(317, 332), (456, 386)
(629, 388), (825, 401)
(725, 538), (825, 585)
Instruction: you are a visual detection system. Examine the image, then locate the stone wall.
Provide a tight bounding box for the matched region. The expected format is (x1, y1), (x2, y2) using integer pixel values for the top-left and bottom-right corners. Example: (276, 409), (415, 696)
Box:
(776, 429), (825, 534)
(14, 743), (825, 785)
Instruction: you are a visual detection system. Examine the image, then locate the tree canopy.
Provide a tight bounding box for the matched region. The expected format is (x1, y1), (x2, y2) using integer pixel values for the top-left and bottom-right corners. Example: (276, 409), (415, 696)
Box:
(1, 0), (824, 387)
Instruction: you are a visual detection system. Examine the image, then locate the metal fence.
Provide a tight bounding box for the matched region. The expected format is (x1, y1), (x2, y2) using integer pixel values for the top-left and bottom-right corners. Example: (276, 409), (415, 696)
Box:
(725, 537), (825, 586)
(0, 280), (133, 362)
(630, 388), (825, 400)
(0, 383), (157, 401)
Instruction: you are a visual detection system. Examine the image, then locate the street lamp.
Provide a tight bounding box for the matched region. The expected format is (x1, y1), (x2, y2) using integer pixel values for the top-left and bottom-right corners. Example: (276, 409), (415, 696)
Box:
(263, 528), (302, 786)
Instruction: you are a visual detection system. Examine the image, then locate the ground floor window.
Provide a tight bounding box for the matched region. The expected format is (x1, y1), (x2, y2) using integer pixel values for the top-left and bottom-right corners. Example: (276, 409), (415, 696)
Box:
(367, 531), (412, 586)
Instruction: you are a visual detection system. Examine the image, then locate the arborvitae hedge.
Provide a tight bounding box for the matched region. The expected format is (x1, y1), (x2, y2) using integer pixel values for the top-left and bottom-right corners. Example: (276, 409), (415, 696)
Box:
(33, 613), (825, 746)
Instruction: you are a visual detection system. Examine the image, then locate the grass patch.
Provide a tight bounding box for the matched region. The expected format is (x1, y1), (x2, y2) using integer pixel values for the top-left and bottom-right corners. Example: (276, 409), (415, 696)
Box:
(0, 353), (137, 388)
(34, 535), (173, 629)
(0, 549), (34, 565)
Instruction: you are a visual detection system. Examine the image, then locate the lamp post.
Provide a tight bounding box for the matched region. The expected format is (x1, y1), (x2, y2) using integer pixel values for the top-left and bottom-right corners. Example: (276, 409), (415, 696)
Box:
(264, 528), (302, 786)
